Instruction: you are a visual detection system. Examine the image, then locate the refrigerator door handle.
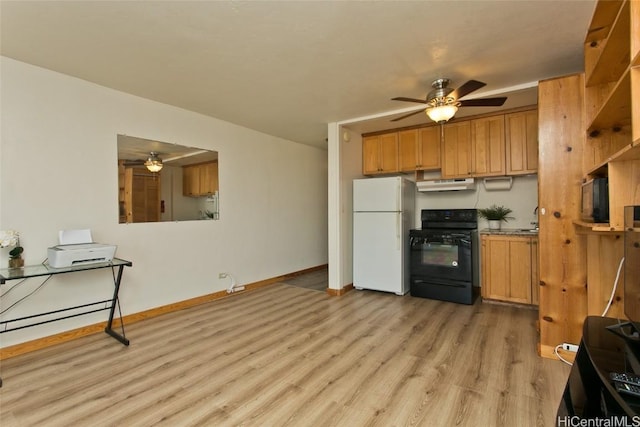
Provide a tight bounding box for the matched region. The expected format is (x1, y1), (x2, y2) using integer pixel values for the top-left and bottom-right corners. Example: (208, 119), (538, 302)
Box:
(396, 212), (401, 250)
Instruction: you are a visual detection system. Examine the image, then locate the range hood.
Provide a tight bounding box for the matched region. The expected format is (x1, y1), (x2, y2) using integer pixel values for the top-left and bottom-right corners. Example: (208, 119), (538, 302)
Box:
(416, 178), (476, 192)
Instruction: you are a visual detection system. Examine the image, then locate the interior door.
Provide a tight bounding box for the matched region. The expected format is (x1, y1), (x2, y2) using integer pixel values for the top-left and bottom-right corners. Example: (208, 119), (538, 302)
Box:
(124, 167), (161, 223)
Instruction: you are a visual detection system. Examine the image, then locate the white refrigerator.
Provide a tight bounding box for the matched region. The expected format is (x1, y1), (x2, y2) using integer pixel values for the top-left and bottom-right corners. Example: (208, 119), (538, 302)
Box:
(353, 176), (416, 295)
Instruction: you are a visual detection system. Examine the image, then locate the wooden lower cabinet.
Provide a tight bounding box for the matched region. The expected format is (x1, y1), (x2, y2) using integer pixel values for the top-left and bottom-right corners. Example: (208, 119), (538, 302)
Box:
(481, 234), (539, 305)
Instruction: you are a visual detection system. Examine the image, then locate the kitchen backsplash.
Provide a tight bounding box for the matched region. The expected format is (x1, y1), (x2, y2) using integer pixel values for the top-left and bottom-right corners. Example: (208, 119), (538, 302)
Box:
(414, 175), (538, 230)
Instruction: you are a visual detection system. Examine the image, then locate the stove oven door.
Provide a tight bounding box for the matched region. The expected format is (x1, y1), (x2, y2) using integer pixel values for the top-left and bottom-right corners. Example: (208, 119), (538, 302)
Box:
(409, 230), (476, 304)
(409, 231), (473, 282)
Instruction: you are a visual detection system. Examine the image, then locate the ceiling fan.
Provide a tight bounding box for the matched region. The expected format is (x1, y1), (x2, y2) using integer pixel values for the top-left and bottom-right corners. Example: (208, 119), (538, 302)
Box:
(123, 151), (164, 172)
(391, 79), (507, 124)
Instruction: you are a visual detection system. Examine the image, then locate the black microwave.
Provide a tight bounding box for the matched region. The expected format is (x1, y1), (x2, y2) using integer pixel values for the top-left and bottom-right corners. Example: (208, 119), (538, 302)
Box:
(581, 177), (609, 223)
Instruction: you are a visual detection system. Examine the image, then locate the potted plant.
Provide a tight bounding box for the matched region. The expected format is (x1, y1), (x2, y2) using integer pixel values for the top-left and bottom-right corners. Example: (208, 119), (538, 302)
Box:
(9, 246), (24, 268)
(0, 230), (24, 268)
(478, 205), (514, 230)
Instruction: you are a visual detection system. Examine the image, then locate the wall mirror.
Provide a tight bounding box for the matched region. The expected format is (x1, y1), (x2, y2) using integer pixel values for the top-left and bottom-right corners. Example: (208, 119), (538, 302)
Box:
(117, 134), (219, 223)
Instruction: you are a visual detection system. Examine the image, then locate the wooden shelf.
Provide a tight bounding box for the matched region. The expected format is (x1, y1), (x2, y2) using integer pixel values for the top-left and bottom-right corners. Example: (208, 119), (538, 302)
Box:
(633, 49), (640, 67)
(610, 142), (640, 162)
(585, 143), (640, 176)
(573, 220), (623, 232)
(632, 0), (640, 66)
(585, 1), (623, 44)
(587, 68), (632, 133)
(585, 0), (631, 87)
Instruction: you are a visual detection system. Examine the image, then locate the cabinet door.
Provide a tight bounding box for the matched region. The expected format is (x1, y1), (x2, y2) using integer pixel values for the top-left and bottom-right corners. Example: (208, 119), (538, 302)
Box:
(482, 236), (510, 300)
(418, 126), (441, 170)
(379, 133), (399, 173)
(200, 161), (218, 195)
(506, 110), (538, 175)
(183, 165), (200, 196)
(471, 115), (505, 177)
(398, 129), (419, 172)
(507, 237), (533, 304)
(362, 136), (381, 175)
(481, 235), (533, 304)
(442, 121), (472, 178)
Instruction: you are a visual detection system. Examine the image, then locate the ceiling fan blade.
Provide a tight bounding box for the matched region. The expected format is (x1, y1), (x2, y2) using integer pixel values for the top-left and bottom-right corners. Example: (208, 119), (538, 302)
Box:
(391, 97), (427, 104)
(391, 109), (425, 122)
(459, 97), (507, 107)
(451, 80), (486, 100)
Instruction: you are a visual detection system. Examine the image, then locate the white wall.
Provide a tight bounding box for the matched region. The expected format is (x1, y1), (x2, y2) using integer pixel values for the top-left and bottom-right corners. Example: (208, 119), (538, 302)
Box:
(0, 57), (328, 347)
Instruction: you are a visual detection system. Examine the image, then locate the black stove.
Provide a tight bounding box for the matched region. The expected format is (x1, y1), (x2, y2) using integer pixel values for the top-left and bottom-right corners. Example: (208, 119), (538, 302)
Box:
(409, 209), (479, 304)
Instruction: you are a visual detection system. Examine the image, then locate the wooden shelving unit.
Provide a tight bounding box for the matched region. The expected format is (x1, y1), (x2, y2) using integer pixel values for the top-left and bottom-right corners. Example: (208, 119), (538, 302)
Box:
(583, 0), (640, 229)
(587, 68), (631, 133)
(585, 0), (630, 88)
(538, 0), (640, 359)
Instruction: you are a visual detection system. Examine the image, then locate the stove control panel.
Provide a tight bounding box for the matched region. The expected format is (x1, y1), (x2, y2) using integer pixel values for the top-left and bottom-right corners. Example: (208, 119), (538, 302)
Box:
(421, 209), (478, 226)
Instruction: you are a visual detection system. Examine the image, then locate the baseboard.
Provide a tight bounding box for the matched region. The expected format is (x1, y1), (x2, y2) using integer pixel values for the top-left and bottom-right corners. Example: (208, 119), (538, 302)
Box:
(0, 264), (328, 361)
(326, 283), (354, 296)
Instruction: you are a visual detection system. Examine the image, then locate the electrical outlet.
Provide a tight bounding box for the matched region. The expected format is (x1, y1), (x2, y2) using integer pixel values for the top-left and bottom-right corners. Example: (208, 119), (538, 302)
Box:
(562, 343), (579, 352)
(219, 273), (228, 279)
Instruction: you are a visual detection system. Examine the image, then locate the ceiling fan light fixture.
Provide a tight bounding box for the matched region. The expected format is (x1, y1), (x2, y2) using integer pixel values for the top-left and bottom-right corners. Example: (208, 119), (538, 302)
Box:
(144, 151), (163, 172)
(426, 103), (458, 124)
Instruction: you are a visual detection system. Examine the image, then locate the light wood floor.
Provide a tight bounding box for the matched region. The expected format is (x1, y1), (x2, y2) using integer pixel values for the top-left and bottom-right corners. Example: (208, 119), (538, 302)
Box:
(0, 278), (569, 426)
(286, 267), (328, 292)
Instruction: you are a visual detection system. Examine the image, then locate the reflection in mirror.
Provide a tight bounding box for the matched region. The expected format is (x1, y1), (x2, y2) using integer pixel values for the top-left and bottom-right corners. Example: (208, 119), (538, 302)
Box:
(117, 135), (219, 223)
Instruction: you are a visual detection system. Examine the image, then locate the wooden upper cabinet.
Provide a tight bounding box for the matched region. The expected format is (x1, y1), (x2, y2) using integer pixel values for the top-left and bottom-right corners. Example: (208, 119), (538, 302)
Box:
(183, 164), (201, 196)
(398, 130), (418, 172)
(362, 133), (399, 175)
(399, 127), (441, 172)
(365, 108), (538, 178)
(200, 161), (219, 195)
(470, 115), (506, 177)
(506, 110), (538, 175)
(183, 161), (219, 197)
(441, 121), (472, 178)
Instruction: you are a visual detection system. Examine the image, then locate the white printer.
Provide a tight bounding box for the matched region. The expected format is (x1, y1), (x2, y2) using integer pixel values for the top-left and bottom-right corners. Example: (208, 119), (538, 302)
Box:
(47, 229), (117, 268)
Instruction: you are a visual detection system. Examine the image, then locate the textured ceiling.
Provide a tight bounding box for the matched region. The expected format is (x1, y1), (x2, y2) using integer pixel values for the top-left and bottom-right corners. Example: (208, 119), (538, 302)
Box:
(0, 1), (596, 148)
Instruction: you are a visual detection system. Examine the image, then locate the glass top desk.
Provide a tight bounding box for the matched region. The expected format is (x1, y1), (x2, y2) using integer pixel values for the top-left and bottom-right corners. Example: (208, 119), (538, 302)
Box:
(0, 258), (133, 346)
(0, 258), (132, 387)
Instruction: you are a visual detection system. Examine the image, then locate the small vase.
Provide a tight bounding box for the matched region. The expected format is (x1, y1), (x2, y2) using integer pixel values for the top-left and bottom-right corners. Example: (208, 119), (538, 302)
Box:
(488, 220), (502, 230)
(8, 257), (24, 269)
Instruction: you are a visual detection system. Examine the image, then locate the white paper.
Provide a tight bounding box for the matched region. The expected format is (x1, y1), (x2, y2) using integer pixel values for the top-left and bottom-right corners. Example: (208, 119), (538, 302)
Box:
(58, 229), (93, 245)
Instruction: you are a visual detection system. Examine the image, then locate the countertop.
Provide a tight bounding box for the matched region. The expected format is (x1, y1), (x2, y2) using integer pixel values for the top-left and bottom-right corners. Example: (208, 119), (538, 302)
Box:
(479, 228), (539, 236)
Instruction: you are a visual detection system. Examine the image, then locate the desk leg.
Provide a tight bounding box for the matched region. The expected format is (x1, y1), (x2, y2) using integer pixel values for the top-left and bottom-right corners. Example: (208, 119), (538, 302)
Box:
(105, 265), (130, 346)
